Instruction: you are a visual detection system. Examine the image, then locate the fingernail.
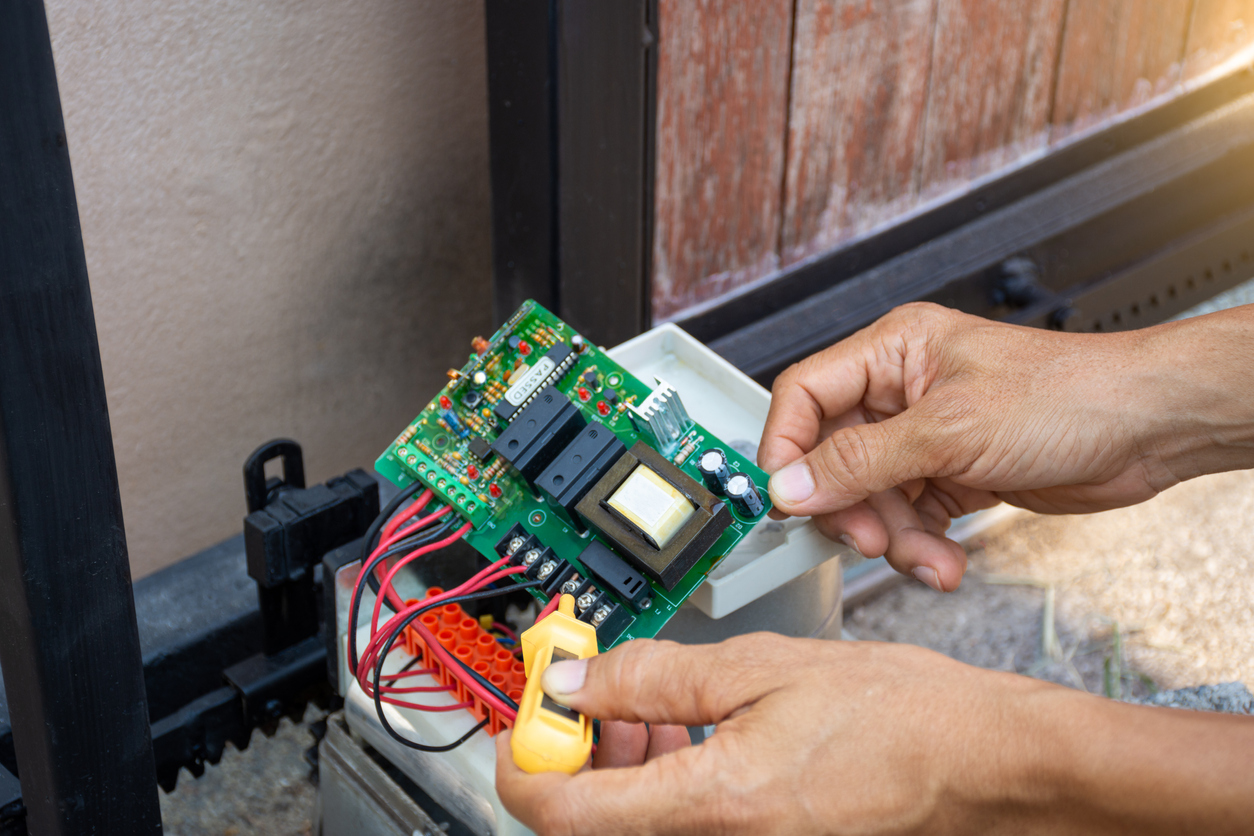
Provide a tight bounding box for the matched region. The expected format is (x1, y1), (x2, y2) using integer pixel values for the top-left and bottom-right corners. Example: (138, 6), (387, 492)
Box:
(838, 534), (866, 558)
(912, 566), (944, 592)
(769, 463), (814, 505)
(542, 658), (587, 697)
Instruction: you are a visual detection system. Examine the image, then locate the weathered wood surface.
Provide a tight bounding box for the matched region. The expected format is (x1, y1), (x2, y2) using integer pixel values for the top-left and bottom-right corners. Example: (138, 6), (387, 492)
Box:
(653, 0), (1254, 321)
(651, 0), (794, 320)
(1185, 0), (1254, 80)
(779, 0), (936, 265)
(1050, 0), (1193, 142)
(918, 0), (1068, 194)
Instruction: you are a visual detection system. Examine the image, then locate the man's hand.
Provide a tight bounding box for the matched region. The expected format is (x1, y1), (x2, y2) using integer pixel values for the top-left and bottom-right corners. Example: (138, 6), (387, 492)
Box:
(496, 635), (1254, 835)
(759, 302), (1254, 591)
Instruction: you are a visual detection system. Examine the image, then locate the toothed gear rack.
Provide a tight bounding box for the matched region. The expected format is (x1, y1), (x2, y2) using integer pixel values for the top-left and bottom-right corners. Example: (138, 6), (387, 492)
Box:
(375, 300), (772, 648)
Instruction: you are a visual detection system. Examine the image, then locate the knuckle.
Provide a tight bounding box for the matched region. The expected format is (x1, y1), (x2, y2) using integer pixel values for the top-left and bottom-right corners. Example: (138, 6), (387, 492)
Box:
(770, 362), (801, 396)
(819, 428), (873, 488)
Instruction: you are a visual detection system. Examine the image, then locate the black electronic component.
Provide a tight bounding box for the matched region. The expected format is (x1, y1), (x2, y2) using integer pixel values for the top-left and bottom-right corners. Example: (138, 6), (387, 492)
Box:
(523, 546), (558, 580)
(493, 342), (577, 422)
(496, 524), (541, 567)
(491, 387), (586, 485)
(576, 442), (732, 590)
(582, 369), (597, 387)
(535, 421), (626, 523)
(604, 389), (618, 405)
(576, 540), (650, 611)
(575, 594), (631, 644)
(508, 335), (521, 350)
(725, 472), (766, 518)
(540, 559), (579, 598)
(468, 437), (494, 462)
(461, 389), (483, 409)
(697, 448), (731, 495)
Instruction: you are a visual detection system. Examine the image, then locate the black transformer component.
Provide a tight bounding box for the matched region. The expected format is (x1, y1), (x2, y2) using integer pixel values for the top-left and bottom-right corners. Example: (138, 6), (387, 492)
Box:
(576, 442), (732, 590)
(536, 421), (626, 524)
(697, 448), (731, 494)
(576, 540), (650, 611)
(724, 472), (766, 518)
(491, 387), (586, 485)
(468, 436), (494, 462)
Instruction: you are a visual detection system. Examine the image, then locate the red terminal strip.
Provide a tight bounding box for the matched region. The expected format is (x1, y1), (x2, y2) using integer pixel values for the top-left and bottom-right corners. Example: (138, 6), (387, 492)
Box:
(577, 387), (591, 402)
(400, 586), (527, 736)
(467, 465), (480, 481)
(438, 395), (452, 410)
(489, 482), (502, 498)
(518, 340), (532, 356)
(596, 400), (611, 416)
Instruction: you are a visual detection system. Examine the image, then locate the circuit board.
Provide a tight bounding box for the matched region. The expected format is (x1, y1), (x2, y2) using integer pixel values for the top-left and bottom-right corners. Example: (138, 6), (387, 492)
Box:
(376, 300), (772, 650)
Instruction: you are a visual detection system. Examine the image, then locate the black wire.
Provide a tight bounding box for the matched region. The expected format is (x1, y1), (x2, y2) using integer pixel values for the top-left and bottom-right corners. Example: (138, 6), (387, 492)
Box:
(348, 513), (457, 676)
(372, 582), (541, 752)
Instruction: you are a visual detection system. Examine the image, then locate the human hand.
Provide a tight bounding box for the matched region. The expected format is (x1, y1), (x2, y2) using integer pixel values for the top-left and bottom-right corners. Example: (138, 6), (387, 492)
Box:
(496, 634), (1071, 835)
(758, 302), (1209, 592)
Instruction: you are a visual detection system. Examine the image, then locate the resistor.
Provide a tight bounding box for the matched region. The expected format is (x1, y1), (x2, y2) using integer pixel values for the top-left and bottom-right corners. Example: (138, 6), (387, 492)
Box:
(397, 424), (418, 445)
(673, 434), (703, 466)
(417, 442), (432, 456)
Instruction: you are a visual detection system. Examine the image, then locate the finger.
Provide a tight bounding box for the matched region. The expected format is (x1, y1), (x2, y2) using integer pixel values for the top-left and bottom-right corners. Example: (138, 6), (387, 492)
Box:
(758, 331), (886, 474)
(768, 407), (955, 517)
(863, 487), (967, 592)
(592, 721), (648, 769)
(812, 503), (888, 559)
(540, 636), (784, 726)
(645, 725), (692, 761)
(497, 727), (722, 836)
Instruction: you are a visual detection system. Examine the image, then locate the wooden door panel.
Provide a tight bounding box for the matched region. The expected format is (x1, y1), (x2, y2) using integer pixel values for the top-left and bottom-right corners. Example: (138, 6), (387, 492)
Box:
(1051, 0), (1193, 142)
(780, 0), (936, 266)
(651, 0), (794, 320)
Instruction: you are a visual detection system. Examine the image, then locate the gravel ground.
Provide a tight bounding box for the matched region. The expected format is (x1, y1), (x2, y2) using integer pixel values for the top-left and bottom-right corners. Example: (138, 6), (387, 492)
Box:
(847, 468), (1254, 697)
(160, 708), (323, 836)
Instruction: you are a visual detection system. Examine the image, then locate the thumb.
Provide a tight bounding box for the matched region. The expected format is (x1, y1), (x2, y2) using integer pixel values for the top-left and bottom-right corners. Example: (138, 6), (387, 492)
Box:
(541, 636), (781, 726)
(767, 409), (948, 516)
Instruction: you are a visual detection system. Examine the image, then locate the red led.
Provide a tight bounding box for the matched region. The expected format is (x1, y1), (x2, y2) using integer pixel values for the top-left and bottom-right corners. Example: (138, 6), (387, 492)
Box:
(597, 400), (611, 416)
(438, 395), (452, 410)
(518, 340), (532, 356)
(489, 482), (502, 498)
(467, 465), (479, 480)
(577, 387), (591, 402)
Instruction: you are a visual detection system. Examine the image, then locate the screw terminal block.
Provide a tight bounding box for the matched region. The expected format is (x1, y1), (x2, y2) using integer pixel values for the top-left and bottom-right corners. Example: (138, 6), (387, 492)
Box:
(400, 586), (527, 736)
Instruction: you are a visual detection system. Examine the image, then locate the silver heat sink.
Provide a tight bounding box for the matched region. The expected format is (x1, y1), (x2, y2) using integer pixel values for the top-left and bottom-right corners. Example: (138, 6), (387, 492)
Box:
(625, 377), (692, 452)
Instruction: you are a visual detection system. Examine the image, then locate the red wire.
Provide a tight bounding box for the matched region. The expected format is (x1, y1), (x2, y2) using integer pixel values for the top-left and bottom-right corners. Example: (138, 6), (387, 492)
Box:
(359, 564), (523, 681)
(380, 489), (433, 544)
(358, 566), (527, 718)
(369, 522), (475, 638)
(492, 621), (518, 641)
(535, 595), (561, 623)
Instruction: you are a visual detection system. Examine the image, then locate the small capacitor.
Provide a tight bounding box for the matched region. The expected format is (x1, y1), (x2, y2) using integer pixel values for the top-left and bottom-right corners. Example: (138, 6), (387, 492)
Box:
(471, 370), (488, 387)
(697, 449), (731, 495)
(724, 472), (765, 518)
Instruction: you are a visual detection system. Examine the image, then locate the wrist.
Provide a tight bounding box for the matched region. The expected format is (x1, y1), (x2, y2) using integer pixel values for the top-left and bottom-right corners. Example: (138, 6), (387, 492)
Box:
(1133, 308), (1254, 482)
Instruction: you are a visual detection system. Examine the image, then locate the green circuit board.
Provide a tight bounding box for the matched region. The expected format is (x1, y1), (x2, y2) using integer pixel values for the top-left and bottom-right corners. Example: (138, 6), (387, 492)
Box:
(376, 300), (771, 649)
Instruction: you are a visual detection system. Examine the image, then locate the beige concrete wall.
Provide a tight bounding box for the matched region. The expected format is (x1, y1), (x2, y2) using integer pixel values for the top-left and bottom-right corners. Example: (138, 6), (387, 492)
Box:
(46, 1), (493, 577)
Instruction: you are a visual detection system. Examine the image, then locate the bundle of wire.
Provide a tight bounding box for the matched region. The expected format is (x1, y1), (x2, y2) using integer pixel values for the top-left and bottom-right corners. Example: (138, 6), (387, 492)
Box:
(346, 481), (543, 751)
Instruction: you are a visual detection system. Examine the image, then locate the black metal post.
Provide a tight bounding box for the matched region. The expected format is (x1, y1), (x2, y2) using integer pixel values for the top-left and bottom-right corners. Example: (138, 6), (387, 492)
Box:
(0, 2), (163, 833)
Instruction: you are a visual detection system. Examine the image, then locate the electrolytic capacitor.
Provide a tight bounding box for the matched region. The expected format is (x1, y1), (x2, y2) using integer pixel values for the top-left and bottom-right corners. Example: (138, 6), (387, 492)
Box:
(697, 449), (731, 495)
(724, 472), (765, 517)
